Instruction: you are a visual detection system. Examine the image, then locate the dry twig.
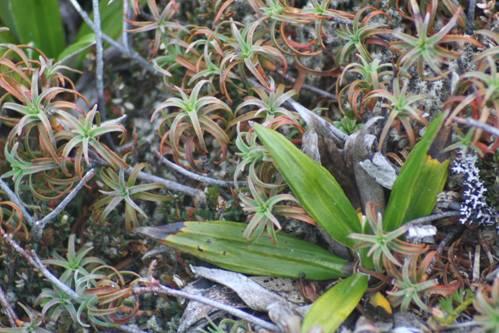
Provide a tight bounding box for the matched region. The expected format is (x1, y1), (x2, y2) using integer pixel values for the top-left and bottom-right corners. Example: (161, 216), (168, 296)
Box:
(0, 178), (35, 226)
(32, 169), (96, 240)
(68, 0), (160, 76)
(133, 282), (281, 332)
(154, 151), (242, 188)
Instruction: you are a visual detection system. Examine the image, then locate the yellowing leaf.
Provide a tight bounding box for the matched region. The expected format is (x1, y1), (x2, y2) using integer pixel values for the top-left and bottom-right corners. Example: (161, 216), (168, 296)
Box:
(302, 274), (368, 333)
(369, 292), (392, 315)
(384, 113), (448, 231)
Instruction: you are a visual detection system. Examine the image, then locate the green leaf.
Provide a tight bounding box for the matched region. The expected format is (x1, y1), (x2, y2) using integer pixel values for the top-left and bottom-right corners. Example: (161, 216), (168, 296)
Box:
(302, 273), (368, 333)
(9, 0), (65, 58)
(57, 33), (96, 62)
(254, 124), (360, 248)
(137, 221), (352, 280)
(383, 113), (448, 231)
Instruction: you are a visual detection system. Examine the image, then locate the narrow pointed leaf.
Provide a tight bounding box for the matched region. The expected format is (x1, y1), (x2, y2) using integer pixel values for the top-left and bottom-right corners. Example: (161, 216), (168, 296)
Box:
(384, 113), (448, 231)
(302, 273), (368, 333)
(137, 221), (352, 280)
(254, 124), (360, 248)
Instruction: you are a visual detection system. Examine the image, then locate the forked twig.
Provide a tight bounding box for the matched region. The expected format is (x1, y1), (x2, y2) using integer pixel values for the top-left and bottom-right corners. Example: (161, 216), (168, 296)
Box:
(0, 231), (80, 300)
(133, 283), (280, 332)
(0, 178), (35, 226)
(32, 169), (96, 240)
(68, 0), (160, 76)
(132, 168), (206, 202)
(154, 151), (242, 188)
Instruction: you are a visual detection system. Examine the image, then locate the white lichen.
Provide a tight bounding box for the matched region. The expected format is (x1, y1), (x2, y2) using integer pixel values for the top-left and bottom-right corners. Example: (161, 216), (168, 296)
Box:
(451, 151), (496, 228)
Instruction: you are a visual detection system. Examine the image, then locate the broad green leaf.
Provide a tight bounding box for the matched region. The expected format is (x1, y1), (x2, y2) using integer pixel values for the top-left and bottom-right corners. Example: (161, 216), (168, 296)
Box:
(383, 113), (448, 231)
(137, 221), (352, 280)
(254, 124), (360, 248)
(9, 0), (65, 58)
(57, 33), (96, 62)
(302, 273), (368, 333)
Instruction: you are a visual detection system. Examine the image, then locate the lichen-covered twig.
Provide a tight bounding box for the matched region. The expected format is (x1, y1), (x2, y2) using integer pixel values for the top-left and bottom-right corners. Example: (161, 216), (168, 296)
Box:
(455, 117), (499, 138)
(466, 0), (476, 34)
(113, 325), (147, 333)
(92, 0), (105, 119)
(132, 282), (280, 332)
(68, 0), (159, 76)
(32, 169), (96, 240)
(122, 0), (130, 51)
(0, 230), (80, 301)
(132, 168), (206, 202)
(0, 178), (35, 226)
(154, 151), (242, 188)
(278, 71), (337, 101)
(0, 283), (18, 327)
(406, 210), (461, 227)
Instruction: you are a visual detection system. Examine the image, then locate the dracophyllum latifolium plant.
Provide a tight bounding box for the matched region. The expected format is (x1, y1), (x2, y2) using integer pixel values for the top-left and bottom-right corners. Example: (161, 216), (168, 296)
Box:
(232, 81), (297, 126)
(151, 79), (232, 164)
(335, 6), (387, 65)
(139, 113), (450, 332)
(92, 164), (168, 231)
(239, 176), (311, 242)
(1, 143), (59, 199)
(366, 78), (427, 149)
(55, 105), (127, 175)
(390, 0), (480, 77)
(219, 18), (287, 98)
(337, 54), (393, 117)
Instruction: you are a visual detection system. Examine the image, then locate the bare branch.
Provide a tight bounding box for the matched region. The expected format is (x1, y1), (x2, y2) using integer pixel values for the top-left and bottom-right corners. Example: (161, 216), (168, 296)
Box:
(0, 178), (35, 226)
(0, 231), (80, 301)
(466, 0), (476, 34)
(287, 99), (348, 143)
(455, 117), (499, 138)
(278, 71), (337, 101)
(68, 0), (160, 76)
(122, 0), (130, 51)
(0, 283), (18, 327)
(154, 151), (242, 188)
(112, 325), (147, 333)
(32, 169), (96, 240)
(133, 283), (280, 332)
(92, 0), (106, 119)
(406, 210), (461, 226)
(131, 168), (206, 203)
